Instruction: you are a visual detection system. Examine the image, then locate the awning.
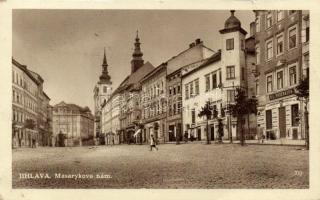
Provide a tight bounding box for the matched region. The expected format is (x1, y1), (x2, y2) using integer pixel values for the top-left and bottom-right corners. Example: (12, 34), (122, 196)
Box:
(133, 129), (141, 137)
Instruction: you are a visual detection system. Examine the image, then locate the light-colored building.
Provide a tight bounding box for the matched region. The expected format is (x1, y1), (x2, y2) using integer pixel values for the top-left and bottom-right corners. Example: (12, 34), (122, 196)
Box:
(93, 49), (113, 143)
(52, 101), (94, 146)
(253, 10), (309, 140)
(100, 32), (155, 145)
(166, 39), (214, 143)
(181, 10), (256, 142)
(141, 64), (167, 143)
(12, 58), (52, 148)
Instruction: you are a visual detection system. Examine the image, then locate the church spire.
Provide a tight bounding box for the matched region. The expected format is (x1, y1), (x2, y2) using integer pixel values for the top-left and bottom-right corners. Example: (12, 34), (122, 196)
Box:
(103, 47), (107, 66)
(131, 30), (144, 74)
(99, 48), (111, 84)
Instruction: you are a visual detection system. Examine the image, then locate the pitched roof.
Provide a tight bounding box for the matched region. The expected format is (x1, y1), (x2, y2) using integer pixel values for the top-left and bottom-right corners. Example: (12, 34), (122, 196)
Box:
(182, 50), (222, 78)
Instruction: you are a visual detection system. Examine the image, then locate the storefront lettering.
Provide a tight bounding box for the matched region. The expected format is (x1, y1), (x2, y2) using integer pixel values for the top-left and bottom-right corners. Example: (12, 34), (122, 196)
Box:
(269, 88), (295, 101)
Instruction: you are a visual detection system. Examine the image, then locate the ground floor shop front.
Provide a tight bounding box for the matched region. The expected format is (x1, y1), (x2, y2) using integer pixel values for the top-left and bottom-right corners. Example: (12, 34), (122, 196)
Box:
(257, 95), (306, 141)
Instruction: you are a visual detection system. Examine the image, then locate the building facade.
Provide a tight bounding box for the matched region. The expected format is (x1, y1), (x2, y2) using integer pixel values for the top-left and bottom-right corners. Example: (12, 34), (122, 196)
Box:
(181, 10), (256, 142)
(12, 58), (52, 148)
(253, 10), (309, 140)
(141, 64), (167, 144)
(52, 101), (94, 146)
(166, 39), (215, 143)
(108, 33), (155, 144)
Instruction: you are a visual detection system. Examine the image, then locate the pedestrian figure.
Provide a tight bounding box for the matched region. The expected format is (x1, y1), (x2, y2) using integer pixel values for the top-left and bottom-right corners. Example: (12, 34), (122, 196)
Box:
(184, 131), (188, 143)
(150, 135), (158, 151)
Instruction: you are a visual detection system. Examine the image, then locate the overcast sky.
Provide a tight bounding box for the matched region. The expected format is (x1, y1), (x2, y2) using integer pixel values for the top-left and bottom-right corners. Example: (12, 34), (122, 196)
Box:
(13, 9), (254, 112)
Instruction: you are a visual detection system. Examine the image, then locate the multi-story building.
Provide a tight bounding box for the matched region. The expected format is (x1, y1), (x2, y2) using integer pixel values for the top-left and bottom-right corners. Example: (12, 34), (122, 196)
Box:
(253, 10), (309, 140)
(52, 101), (94, 146)
(12, 58), (52, 148)
(93, 49), (112, 143)
(166, 39), (214, 143)
(113, 33), (155, 144)
(141, 63), (167, 143)
(181, 10), (256, 141)
(140, 39), (215, 144)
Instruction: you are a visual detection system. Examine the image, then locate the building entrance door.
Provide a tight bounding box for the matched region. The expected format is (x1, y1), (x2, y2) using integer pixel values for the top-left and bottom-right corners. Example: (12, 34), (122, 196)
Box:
(210, 126), (215, 140)
(278, 107), (286, 138)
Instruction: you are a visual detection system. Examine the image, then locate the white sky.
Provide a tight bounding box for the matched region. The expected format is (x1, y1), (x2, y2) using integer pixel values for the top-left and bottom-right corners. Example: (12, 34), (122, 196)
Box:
(13, 9), (254, 112)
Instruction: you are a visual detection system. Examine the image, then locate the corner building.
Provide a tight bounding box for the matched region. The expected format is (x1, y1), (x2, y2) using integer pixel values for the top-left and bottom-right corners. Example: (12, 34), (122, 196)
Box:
(253, 10), (309, 140)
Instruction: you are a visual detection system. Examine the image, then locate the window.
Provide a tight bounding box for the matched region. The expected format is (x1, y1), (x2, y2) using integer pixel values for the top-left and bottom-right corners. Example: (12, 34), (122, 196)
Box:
(289, 66), (297, 86)
(266, 39), (273, 60)
(266, 11), (272, 29)
(173, 104), (176, 115)
(255, 16), (260, 32)
(191, 109), (195, 124)
(227, 90), (236, 102)
(173, 86), (176, 95)
(226, 38), (234, 50)
(195, 79), (199, 95)
(266, 110), (272, 129)
(267, 75), (273, 93)
(255, 81), (259, 95)
(177, 85), (181, 93)
(103, 86), (107, 93)
(276, 34), (284, 55)
(226, 66), (235, 79)
(277, 71), (284, 90)
(178, 102), (182, 113)
(255, 44), (260, 64)
(289, 26), (297, 49)
(277, 10), (284, 21)
(212, 73), (217, 89)
(185, 84), (189, 99)
(219, 70), (222, 85)
(291, 104), (299, 126)
(205, 74), (210, 91)
(190, 82), (194, 97)
(169, 86), (172, 95)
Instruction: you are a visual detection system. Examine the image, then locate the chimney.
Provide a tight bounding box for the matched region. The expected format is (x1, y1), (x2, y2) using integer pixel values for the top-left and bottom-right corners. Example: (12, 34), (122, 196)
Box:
(250, 22), (256, 36)
(189, 42), (196, 48)
(195, 38), (202, 45)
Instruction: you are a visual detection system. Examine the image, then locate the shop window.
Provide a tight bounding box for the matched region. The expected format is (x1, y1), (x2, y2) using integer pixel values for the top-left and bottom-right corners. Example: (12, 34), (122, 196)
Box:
(266, 110), (272, 129)
(291, 104), (299, 126)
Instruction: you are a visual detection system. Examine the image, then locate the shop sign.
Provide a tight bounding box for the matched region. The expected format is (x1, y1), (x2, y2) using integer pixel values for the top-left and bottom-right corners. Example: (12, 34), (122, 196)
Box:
(269, 88), (295, 100)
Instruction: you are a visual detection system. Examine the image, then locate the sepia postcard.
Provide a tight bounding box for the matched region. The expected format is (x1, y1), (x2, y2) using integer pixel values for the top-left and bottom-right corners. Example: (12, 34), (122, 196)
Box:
(0, 1), (320, 200)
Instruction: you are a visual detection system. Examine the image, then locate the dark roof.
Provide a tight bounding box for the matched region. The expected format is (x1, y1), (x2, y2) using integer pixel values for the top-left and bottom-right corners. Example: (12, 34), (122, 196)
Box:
(219, 10), (247, 35)
(12, 58), (41, 86)
(54, 101), (93, 114)
(140, 63), (167, 83)
(43, 91), (51, 100)
(182, 50), (222, 79)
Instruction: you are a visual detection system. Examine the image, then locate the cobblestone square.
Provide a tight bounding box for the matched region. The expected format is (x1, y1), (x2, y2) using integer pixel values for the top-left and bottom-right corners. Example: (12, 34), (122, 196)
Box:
(12, 143), (309, 189)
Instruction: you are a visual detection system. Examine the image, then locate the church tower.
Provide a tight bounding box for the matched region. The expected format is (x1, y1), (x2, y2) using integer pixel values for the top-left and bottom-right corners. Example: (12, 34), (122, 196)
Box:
(131, 31), (144, 74)
(93, 49), (113, 138)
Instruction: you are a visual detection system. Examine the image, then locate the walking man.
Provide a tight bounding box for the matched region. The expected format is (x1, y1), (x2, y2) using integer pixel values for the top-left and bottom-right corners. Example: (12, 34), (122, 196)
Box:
(150, 134), (158, 151)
